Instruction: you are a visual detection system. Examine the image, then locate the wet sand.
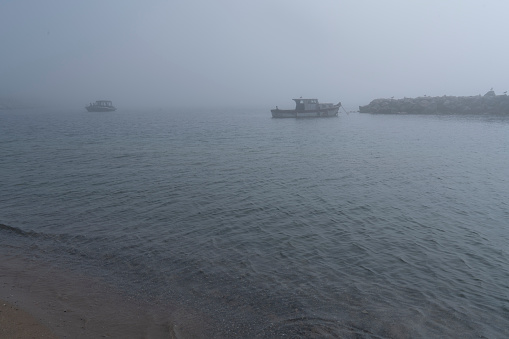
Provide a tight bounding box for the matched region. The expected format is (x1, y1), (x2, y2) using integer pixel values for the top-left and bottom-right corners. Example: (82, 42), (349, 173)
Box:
(0, 251), (209, 339)
(0, 300), (56, 339)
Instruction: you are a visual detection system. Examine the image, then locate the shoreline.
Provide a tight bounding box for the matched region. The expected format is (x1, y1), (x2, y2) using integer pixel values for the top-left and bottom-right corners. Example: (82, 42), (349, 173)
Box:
(0, 250), (208, 339)
(0, 299), (56, 339)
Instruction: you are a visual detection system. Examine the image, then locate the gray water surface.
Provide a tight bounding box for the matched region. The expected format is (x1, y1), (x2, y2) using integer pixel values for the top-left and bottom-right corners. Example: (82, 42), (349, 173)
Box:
(1, 108), (508, 337)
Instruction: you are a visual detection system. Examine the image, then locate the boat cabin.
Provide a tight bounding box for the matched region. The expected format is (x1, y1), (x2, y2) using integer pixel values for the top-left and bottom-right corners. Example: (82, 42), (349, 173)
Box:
(293, 98), (318, 111)
(292, 98), (336, 111)
(94, 100), (114, 107)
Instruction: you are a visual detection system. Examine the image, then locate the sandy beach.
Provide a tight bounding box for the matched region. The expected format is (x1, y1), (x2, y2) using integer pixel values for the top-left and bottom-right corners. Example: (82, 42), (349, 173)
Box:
(0, 300), (56, 339)
(0, 250), (208, 339)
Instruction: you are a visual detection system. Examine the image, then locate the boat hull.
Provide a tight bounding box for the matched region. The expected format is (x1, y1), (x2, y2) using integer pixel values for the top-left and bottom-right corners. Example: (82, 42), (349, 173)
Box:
(86, 106), (116, 112)
(271, 106), (340, 118)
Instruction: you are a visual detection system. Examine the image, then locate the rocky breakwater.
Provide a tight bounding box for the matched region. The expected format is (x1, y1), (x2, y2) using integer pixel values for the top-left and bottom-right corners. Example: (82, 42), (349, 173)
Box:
(359, 90), (509, 115)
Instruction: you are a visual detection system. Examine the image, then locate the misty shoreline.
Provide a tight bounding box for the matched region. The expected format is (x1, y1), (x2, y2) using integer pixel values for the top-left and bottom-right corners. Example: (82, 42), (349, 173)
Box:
(359, 90), (509, 115)
(5, 90), (509, 116)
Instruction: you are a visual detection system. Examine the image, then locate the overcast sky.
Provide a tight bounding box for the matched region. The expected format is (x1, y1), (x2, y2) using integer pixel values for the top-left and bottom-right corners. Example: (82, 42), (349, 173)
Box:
(1, 0), (508, 109)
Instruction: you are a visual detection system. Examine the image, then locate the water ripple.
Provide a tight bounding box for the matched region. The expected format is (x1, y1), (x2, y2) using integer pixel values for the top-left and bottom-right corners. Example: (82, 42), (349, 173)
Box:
(1, 109), (509, 337)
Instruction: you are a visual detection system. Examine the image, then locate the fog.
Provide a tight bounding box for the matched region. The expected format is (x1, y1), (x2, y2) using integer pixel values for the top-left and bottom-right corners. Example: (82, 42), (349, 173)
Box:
(2, 0), (509, 110)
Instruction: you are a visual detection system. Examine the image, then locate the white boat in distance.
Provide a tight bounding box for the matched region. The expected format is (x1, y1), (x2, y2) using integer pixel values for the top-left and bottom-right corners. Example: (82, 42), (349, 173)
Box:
(271, 98), (341, 118)
(86, 100), (116, 112)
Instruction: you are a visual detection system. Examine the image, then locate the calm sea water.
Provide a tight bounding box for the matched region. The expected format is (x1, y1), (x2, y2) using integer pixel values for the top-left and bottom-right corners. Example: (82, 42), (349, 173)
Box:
(1, 108), (509, 338)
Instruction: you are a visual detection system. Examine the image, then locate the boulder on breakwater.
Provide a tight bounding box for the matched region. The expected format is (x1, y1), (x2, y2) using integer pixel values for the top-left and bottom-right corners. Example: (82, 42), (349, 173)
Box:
(359, 90), (509, 115)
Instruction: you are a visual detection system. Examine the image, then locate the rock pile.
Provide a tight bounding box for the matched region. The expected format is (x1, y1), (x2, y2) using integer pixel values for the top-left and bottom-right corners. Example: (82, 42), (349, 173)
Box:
(359, 90), (509, 115)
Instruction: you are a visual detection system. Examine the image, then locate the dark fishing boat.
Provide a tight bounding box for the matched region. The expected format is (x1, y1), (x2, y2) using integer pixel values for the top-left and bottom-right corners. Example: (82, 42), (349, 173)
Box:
(86, 100), (116, 112)
(271, 98), (341, 118)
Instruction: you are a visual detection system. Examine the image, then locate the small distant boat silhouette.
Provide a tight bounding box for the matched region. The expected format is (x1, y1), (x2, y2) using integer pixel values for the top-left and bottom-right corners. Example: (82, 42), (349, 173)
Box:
(271, 98), (341, 118)
(86, 100), (116, 112)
